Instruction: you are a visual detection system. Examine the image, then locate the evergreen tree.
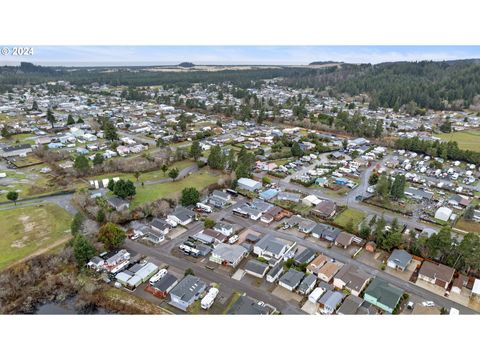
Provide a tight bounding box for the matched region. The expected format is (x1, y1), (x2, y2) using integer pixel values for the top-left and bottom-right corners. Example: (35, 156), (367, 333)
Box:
(208, 145), (225, 170)
(67, 114), (75, 125)
(189, 140), (202, 160)
(96, 208), (106, 224)
(180, 187), (200, 206)
(74, 155), (90, 175)
(112, 179), (136, 199)
(6, 191), (18, 205)
(291, 142), (304, 157)
(168, 167), (179, 180)
(73, 234), (96, 266)
(47, 108), (56, 128)
(390, 174), (406, 200)
(92, 153), (104, 166)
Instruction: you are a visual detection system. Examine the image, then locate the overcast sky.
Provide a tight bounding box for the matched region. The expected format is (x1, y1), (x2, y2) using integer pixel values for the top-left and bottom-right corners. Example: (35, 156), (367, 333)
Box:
(2, 46), (480, 66)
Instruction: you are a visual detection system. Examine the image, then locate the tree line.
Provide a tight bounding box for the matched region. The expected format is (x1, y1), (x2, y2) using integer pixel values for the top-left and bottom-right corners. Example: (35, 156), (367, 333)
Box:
(395, 137), (480, 166)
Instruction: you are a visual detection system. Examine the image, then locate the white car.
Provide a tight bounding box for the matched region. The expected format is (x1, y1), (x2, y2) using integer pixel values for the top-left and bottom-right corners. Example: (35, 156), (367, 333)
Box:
(422, 301), (435, 307)
(149, 269), (168, 285)
(367, 186), (375, 193)
(228, 235), (239, 244)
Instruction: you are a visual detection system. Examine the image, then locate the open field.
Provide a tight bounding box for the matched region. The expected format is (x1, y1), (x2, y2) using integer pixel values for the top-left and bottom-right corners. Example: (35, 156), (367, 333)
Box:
(0, 168), (79, 202)
(0, 203), (73, 270)
(131, 170), (220, 207)
(333, 207), (366, 229)
(87, 159), (196, 183)
(454, 219), (480, 233)
(437, 130), (480, 152)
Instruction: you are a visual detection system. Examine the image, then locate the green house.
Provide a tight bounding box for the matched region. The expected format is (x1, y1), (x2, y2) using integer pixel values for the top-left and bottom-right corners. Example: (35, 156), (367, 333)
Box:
(363, 278), (404, 314)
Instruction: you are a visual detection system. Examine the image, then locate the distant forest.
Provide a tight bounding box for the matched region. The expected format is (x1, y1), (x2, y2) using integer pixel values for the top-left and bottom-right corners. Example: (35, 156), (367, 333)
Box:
(283, 60), (480, 110)
(2, 60), (480, 110)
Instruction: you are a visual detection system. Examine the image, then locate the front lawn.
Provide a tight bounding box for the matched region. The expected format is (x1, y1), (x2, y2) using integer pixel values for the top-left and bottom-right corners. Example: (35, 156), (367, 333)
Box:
(334, 208), (366, 229)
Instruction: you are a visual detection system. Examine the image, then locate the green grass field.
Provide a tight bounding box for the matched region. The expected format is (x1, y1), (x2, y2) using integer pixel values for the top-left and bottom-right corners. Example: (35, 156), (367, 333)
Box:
(0, 203), (73, 270)
(131, 170), (220, 207)
(88, 159), (196, 183)
(437, 130), (480, 152)
(333, 208), (366, 230)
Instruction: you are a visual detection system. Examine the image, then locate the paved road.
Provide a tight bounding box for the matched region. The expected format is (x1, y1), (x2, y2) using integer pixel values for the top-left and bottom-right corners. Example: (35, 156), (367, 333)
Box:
(225, 214), (477, 314)
(0, 193), (78, 215)
(125, 239), (305, 314)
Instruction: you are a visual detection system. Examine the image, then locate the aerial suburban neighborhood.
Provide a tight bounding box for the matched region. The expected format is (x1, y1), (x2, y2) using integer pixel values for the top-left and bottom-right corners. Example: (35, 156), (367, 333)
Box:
(1, 55), (480, 317)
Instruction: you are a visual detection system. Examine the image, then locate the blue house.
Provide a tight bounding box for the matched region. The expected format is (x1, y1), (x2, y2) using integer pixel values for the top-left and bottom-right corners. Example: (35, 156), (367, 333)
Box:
(259, 188), (279, 201)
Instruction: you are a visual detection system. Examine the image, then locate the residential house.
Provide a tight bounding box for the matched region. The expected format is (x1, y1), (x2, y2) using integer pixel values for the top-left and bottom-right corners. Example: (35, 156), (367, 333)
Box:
(213, 222), (234, 237)
(150, 218), (171, 235)
(321, 226), (342, 242)
(448, 194), (471, 208)
(0, 144), (32, 157)
(279, 268), (304, 291)
(306, 254), (330, 275)
(277, 191), (301, 203)
(334, 232), (358, 249)
(266, 261), (284, 283)
(244, 259), (269, 278)
(169, 275), (207, 311)
(363, 278), (404, 314)
(209, 190), (231, 208)
(209, 244), (248, 268)
(311, 223), (328, 239)
(318, 290), (345, 314)
(192, 229), (227, 244)
(237, 177), (262, 192)
(387, 249), (413, 272)
(336, 295), (365, 315)
(168, 207), (196, 226)
(294, 248), (316, 265)
(253, 234), (295, 260)
(333, 264), (371, 297)
(317, 262), (343, 282)
(106, 196), (130, 211)
(227, 295), (273, 315)
(311, 200), (337, 219)
(87, 256), (105, 271)
(149, 273), (179, 299)
(298, 274), (317, 295)
(298, 219), (317, 234)
(418, 262), (455, 290)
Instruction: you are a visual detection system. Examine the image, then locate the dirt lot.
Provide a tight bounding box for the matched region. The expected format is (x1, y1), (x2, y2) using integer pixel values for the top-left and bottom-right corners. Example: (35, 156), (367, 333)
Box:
(355, 249), (386, 269)
(168, 226), (187, 239)
(272, 285), (303, 304)
(301, 300), (319, 314)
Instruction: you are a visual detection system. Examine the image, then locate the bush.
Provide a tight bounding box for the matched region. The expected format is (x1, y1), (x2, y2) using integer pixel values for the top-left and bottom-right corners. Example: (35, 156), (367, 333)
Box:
(204, 218), (216, 229)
